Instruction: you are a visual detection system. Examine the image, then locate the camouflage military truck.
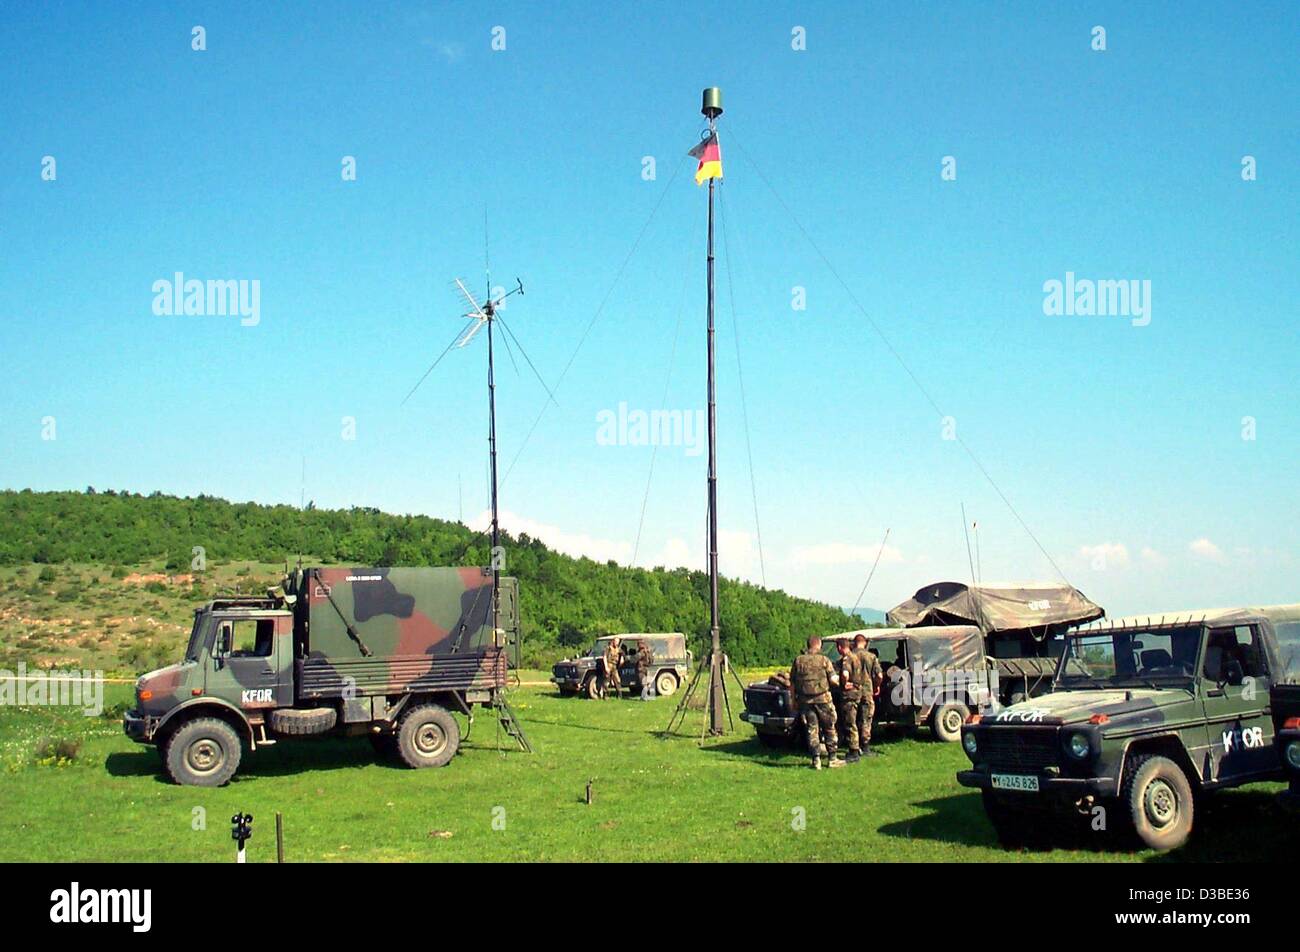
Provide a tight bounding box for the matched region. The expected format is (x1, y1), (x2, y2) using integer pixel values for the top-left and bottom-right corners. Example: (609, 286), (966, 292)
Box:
(740, 626), (996, 746)
(889, 581), (1104, 705)
(124, 566), (526, 786)
(959, 605), (1300, 850)
(551, 633), (690, 698)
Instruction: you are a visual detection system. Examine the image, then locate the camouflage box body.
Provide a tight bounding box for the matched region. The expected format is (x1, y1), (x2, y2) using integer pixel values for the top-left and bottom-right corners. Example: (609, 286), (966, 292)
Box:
(741, 626), (993, 746)
(124, 566), (522, 785)
(294, 567), (508, 701)
(960, 605), (1299, 849)
(551, 633), (690, 698)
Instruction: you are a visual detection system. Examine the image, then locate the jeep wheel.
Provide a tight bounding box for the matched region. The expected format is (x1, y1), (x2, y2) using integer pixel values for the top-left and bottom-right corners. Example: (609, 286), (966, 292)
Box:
(584, 676), (601, 699)
(396, 704), (460, 768)
(930, 702), (969, 743)
(654, 671), (679, 697)
(164, 717), (242, 787)
(981, 790), (1030, 846)
(1121, 754), (1194, 851)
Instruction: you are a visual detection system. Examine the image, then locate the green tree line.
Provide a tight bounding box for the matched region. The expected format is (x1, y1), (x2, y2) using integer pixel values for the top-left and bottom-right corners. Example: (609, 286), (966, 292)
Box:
(0, 489), (868, 665)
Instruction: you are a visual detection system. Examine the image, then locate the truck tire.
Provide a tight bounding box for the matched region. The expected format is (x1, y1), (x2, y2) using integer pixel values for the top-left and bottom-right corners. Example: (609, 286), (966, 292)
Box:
(269, 707), (337, 736)
(654, 671), (679, 697)
(396, 704), (460, 768)
(930, 702), (969, 743)
(1121, 753), (1194, 851)
(584, 675), (600, 699)
(164, 717), (242, 787)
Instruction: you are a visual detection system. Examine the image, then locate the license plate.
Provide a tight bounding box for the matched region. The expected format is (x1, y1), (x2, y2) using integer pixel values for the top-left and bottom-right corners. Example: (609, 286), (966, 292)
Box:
(991, 773), (1039, 792)
(748, 715), (765, 725)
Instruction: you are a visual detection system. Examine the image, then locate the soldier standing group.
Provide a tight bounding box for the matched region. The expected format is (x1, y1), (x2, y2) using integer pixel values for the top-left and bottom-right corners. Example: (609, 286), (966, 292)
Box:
(789, 633), (884, 769)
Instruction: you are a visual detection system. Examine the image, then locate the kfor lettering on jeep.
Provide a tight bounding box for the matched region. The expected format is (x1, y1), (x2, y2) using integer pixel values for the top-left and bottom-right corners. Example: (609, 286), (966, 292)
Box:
(958, 605), (1299, 850)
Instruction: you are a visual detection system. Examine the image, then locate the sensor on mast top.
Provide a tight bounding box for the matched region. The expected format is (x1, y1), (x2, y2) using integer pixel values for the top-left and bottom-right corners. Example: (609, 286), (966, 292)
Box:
(701, 86), (723, 119)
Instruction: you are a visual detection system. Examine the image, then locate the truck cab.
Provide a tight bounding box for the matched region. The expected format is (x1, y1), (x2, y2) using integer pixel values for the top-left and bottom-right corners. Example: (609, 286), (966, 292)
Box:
(959, 604), (1299, 850)
(126, 598), (294, 745)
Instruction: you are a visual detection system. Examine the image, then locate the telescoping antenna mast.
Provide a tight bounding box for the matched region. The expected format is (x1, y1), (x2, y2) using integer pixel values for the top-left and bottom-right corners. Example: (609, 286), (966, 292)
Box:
(402, 266), (525, 642)
(667, 87), (747, 738)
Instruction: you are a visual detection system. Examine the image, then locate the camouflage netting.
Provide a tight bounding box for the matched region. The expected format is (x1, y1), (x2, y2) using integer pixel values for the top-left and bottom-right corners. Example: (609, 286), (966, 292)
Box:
(887, 581), (1104, 633)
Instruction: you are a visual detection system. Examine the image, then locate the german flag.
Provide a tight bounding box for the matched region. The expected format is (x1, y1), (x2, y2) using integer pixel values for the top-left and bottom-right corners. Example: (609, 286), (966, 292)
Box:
(688, 132), (722, 186)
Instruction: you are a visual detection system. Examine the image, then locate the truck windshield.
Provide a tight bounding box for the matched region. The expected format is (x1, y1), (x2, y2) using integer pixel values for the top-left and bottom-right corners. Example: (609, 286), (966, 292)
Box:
(183, 613), (207, 662)
(1057, 626), (1201, 689)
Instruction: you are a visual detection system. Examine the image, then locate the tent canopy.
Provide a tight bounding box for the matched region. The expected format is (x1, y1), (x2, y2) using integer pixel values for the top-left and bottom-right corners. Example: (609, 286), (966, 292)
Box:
(887, 581), (1104, 633)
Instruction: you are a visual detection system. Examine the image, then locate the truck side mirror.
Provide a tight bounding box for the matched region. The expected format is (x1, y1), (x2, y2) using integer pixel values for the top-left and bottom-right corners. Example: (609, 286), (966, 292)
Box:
(216, 626), (232, 657)
(1223, 660), (1245, 687)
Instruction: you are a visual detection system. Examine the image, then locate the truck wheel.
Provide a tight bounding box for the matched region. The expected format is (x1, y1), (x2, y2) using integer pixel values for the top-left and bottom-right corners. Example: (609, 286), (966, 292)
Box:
(584, 676), (600, 699)
(654, 671), (679, 697)
(164, 717), (242, 787)
(396, 704), (460, 768)
(269, 706), (337, 736)
(1121, 754), (1194, 851)
(930, 702), (969, 743)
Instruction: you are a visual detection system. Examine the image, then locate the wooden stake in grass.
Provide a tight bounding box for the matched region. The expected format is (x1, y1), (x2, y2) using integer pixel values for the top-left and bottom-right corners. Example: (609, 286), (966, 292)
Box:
(276, 811), (284, 863)
(585, 779), (593, 805)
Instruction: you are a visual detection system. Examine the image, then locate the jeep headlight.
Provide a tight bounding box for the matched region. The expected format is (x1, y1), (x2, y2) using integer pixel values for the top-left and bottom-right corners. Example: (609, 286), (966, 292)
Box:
(1286, 740), (1300, 770)
(1066, 732), (1091, 760)
(962, 731), (978, 756)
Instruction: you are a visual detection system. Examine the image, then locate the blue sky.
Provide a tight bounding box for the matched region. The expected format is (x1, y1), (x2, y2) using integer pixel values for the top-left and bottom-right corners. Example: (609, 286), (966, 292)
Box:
(2, 2), (1297, 617)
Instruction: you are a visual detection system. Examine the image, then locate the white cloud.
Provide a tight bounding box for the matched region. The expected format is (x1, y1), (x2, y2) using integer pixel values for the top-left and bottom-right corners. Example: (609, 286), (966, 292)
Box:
(789, 541), (904, 567)
(1189, 537), (1226, 563)
(1139, 546), (1168, 568)
(1079, 542), (1130, 570)
(470, 509), (631, 564)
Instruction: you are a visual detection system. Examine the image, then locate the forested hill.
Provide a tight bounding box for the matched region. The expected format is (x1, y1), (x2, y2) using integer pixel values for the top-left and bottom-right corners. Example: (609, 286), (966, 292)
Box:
(0, 489), (868, 665)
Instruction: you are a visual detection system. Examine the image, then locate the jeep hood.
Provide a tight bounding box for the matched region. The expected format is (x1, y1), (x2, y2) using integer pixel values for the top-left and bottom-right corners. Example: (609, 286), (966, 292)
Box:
(990, 688), (1189, 727)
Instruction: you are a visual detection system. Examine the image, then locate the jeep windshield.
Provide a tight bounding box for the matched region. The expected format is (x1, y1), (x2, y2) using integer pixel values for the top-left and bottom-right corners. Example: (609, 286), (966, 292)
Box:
(1055, 626), (1201, 690)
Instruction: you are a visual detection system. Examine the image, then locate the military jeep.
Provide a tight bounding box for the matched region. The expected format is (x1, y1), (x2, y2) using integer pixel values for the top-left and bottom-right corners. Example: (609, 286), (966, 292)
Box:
(959, 605), (1300, 850)
(740, 626), (996, 747)
(550, 633), (690, 698)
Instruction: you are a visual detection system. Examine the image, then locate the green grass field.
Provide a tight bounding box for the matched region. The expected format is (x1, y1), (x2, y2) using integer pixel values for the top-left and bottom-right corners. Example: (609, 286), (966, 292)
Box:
(0, 676), (1291, 862)
(1, 562), (1291, 862)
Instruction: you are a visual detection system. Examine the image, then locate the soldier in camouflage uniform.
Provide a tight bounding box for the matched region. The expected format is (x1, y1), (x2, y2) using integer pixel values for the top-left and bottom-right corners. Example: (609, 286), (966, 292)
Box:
(835, 638), (867, 763)
(790, 635), (842, 770)
(853, 633), (884, 757)
(600, 636), (623, 699)
(635, 639), (653, 699)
